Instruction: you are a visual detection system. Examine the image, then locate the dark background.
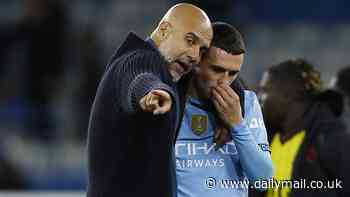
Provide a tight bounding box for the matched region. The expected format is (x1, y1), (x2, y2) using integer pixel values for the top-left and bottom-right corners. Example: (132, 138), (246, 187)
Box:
(0, 0), (349, 192)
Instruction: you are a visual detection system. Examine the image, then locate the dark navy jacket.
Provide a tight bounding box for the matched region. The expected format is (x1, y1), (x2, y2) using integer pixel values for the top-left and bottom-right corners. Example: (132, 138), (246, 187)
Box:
(87, 32), (185, 197)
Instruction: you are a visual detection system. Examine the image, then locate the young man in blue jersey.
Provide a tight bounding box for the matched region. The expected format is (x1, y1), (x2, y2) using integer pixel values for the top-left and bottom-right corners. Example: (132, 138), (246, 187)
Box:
(175, 22), (274, 197)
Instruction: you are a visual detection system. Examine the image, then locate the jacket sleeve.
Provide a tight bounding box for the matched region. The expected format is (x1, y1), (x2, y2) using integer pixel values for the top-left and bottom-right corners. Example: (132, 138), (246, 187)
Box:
(230, 91), (274, 189)
(114, 50), (175, 114)
(316, 120), (350, 197)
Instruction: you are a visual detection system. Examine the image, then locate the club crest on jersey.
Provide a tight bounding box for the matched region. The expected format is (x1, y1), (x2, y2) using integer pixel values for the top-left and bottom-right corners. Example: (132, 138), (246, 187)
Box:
(191, 115), (208, 136)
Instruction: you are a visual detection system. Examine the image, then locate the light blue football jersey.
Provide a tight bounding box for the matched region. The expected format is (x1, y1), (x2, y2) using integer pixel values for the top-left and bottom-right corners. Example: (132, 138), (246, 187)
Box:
(176, 90), (273, 197)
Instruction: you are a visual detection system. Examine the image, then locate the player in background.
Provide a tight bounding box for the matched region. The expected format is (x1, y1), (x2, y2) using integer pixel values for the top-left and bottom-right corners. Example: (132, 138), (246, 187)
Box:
(259, 59), (350, 197)
(331, 66), (350, 123)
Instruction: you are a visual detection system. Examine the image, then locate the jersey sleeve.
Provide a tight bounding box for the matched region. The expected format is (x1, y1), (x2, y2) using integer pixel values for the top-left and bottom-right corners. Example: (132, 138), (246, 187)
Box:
(230, 91), (274, 188)
(248, 91), (270, 153)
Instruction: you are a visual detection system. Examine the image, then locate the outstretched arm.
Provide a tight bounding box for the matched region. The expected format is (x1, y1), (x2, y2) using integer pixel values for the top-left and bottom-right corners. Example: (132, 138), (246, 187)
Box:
(113, 50), (175, 114)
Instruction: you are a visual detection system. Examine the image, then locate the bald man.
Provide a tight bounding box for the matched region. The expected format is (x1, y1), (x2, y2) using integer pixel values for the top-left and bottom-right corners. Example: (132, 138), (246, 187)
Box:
(87, 3), (212, 197)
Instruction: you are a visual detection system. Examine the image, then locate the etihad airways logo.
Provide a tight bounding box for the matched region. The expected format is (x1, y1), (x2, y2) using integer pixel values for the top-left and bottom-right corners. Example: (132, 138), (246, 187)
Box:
(176, 158), (225, 168)
(175, 141), (238, 156)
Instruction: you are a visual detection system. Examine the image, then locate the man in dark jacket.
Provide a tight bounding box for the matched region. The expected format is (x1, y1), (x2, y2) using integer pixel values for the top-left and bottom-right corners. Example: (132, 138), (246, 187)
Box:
(257, 59), (350, 197)
(332, 66), (350, 123)
(87, 3), (212, 197)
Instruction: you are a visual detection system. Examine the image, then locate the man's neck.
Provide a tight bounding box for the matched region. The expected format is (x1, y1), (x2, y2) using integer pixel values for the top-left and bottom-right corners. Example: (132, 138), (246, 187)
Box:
(188, 78), (205, 100)
(187, 79), (198, 98)
(280, 102), (306, 143)
(187, 78), (212, 104)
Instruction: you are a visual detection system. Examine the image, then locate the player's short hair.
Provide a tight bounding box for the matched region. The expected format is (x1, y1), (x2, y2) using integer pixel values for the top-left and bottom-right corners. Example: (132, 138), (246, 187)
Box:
(211, 22), (246, 55)
(268, 58), (322, 100)
(336, 66), (350, 97)
(269, 58), (344, 116)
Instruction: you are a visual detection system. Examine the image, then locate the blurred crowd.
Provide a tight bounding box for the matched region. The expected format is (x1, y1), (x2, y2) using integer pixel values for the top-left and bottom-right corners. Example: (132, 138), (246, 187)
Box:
(0, 0), (102, 190)
(0, 0), (349, 192)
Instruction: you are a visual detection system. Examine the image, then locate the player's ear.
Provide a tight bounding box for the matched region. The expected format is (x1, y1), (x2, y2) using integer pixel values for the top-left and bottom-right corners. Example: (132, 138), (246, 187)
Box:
(158, 21), (172, 41)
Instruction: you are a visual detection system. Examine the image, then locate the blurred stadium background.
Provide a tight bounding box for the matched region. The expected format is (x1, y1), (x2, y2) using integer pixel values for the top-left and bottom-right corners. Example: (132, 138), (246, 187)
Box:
(0, 0), (349, 196)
